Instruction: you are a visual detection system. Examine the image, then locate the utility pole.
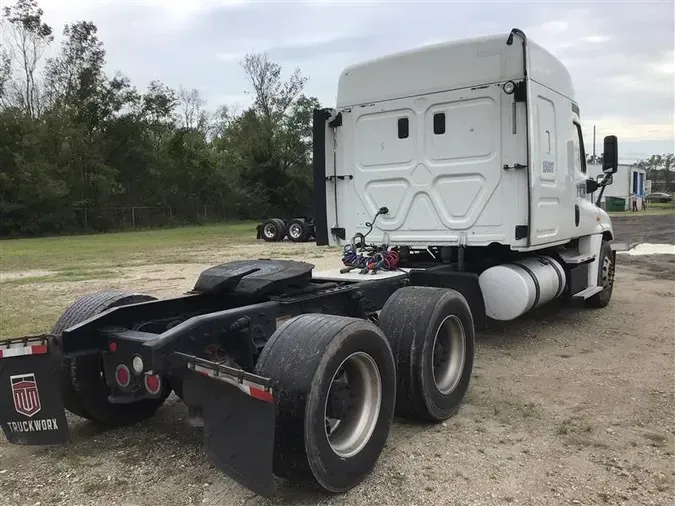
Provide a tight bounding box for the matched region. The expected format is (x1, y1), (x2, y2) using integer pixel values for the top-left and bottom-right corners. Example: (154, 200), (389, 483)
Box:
(593, 125), (596, 162)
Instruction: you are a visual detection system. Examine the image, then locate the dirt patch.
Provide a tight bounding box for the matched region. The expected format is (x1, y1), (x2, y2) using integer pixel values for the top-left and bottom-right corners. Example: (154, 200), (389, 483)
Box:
(610, 213), (675, 281)
(0, 270), (54, 282)
(617, 254), (675, 281)
(611, 213), (675, 245)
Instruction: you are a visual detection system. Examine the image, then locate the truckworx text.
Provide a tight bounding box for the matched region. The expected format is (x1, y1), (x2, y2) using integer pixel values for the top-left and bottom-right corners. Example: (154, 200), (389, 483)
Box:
(1, 29), (619, 497)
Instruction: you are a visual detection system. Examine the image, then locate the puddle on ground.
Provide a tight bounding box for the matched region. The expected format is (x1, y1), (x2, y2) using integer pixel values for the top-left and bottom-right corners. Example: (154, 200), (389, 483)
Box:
(616, 243), (675, 256)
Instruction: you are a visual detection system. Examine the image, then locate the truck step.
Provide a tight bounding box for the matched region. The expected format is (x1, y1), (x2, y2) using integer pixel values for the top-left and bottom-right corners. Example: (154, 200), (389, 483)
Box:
(558, 252), (596, 265)
(571, 286), (603, 299)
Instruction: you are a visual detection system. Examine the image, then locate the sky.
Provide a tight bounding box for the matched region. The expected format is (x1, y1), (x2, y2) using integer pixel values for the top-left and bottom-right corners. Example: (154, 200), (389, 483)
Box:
(3, 0), (674, 163)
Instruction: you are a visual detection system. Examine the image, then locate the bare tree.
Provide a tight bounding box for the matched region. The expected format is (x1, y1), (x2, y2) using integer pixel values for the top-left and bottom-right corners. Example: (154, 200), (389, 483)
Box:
(178, 86), (206, 130)
(239, 52), (307, 123)
(0, 51), (11, 105)
(2, 0), (53, 116)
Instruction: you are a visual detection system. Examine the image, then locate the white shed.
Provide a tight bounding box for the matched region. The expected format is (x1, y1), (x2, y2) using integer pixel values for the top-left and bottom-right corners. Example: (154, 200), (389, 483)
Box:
(587, 163), (648, 210)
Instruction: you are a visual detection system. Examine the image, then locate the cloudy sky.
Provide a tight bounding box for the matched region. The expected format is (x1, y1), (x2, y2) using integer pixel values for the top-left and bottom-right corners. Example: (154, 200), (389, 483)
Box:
(6, 0), (675, 162)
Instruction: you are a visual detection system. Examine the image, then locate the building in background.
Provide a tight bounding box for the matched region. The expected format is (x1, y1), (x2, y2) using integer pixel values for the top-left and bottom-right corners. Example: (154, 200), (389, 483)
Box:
(587, 163), (649, 211)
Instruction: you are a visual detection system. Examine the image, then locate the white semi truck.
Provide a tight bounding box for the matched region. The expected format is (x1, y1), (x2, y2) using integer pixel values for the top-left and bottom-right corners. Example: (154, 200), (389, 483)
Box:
(1, 29), (618, 498)
(312, 28), (617, 319)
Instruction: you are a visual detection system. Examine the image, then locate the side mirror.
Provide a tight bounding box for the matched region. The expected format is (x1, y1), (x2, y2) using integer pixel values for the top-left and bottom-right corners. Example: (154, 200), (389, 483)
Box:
(586, 178), (600, 194)
(602, 135), (618, 174)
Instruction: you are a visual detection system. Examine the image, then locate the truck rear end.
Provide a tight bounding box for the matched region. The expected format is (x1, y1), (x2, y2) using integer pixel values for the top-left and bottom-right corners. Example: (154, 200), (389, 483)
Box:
(0, 263), (410, 498)
(0, 291), (280, 495)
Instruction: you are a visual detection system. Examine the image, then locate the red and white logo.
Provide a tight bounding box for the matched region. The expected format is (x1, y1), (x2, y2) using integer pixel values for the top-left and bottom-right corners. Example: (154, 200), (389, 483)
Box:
(11, 374), (42, 417)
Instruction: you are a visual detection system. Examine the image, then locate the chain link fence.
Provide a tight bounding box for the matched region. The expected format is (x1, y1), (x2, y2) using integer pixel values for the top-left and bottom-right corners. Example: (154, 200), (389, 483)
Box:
(72, 205), (241, 232)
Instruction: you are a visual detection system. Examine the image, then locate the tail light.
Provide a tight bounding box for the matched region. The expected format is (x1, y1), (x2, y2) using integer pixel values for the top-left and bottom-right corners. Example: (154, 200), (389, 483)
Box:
(115, 364), (131, 388)
(144, 373), (162, 395)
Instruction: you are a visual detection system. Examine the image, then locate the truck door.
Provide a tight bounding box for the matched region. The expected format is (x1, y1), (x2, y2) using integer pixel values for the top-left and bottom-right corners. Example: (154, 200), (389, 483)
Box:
(528, 83), (573, 247)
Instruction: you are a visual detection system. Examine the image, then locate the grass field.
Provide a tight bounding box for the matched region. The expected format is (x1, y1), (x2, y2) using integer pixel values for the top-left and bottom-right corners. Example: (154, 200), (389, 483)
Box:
(0, 221), (258, 274)
(607, 201), (675, 216)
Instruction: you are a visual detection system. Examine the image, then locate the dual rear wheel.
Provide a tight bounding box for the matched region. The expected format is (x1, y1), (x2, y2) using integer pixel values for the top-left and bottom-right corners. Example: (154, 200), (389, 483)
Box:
(256, 286), (475, 492)
(261, 217), (315, 242)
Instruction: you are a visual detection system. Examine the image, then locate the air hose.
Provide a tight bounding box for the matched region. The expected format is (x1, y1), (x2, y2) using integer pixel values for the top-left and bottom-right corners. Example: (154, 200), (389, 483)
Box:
(340, 207), (399, 274)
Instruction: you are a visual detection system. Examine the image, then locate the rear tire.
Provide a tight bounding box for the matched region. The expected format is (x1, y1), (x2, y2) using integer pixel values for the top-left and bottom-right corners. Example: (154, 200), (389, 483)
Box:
(287, 218), (309, 242)
(261, 219), (283, 242)
(255, 314), (396, 493)
(52, 291), (171, 426)
(585, 240), (615, 308)
(272, 218), (287, 240)
(378, 286), (475, 422)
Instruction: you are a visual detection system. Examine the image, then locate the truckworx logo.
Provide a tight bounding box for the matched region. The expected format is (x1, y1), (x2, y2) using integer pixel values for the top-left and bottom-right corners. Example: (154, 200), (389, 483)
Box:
(10, 373), (42, 417)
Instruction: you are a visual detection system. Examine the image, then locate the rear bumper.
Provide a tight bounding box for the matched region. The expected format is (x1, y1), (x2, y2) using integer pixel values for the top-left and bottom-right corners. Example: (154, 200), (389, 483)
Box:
(0, 337), (278, 498)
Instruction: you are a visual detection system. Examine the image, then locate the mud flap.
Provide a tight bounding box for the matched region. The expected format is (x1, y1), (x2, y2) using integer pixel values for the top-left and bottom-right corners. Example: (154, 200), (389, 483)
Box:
(0, 337), (70, 445)
(178, 354), (276, 497)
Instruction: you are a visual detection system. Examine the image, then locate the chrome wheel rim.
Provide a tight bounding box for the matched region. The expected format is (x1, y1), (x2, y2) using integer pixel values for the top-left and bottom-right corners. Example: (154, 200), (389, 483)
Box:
(289, 223), (303, 239)
(324, 352), (382, 458)
(431, 315), (466, 395)
(263, 223), (276, 239)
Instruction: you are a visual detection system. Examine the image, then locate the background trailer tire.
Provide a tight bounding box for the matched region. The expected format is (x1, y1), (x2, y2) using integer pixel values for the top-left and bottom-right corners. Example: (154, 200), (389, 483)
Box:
(273, 218), (287, 238)
(378, 286), (475, 422)
(52, 291), (171, 426)
(287, 218), (309, 242)
(255, 314), (396, 493)
(261, 219), (284, 242)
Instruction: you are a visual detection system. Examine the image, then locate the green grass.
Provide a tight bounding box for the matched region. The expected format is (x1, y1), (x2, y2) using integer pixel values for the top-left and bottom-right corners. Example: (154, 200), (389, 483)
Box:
(0, 221), (258, 272)
(2, 268), (118, 285)
(608, 202), (675, 217)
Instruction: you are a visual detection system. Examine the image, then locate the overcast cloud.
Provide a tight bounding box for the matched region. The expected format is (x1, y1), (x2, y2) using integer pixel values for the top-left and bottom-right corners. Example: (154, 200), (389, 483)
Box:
(9, 0), (675, 162)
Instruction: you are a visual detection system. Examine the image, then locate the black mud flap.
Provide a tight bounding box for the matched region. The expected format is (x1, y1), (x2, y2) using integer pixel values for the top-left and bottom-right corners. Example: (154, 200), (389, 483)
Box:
(0, 336), (70, 445)
(177, 353), (276, 497)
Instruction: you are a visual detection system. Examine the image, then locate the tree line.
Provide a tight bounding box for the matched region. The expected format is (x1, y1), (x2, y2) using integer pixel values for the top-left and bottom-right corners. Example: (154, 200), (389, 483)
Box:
(0, 0), (320, 237)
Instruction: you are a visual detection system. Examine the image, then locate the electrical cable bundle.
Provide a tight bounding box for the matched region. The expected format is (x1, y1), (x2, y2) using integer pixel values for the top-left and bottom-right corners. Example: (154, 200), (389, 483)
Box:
(339, 206), (399, 274)
(341, 245), (400, 274)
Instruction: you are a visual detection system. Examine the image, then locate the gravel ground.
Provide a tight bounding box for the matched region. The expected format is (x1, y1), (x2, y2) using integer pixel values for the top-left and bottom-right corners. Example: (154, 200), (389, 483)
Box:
(1, 216), (674, 506)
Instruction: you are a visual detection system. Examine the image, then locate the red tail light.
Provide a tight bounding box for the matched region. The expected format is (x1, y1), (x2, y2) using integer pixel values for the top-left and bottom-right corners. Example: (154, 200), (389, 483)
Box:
(115, 364), (130, 388)
(144, 374), (161, 395)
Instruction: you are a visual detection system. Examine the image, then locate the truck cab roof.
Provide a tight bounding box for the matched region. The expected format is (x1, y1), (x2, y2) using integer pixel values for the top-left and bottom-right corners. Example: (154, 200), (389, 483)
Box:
(336, 32), (577, 110)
